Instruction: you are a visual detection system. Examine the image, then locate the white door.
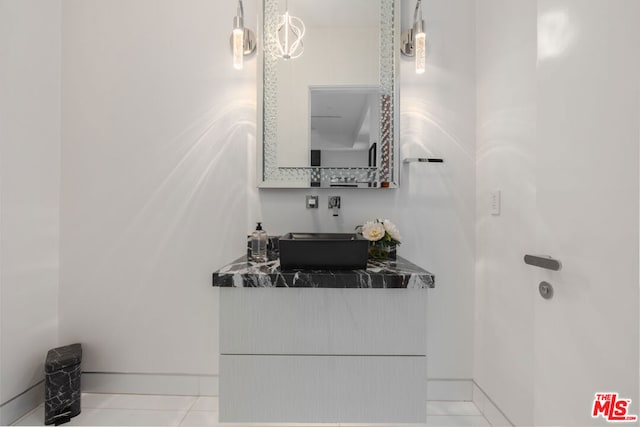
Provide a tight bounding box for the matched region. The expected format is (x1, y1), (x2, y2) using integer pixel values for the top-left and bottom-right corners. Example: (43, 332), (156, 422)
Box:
(534, 0), (639, 425)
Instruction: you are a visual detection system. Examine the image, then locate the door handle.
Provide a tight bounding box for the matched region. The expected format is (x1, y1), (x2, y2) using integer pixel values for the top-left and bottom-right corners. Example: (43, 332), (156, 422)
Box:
(524, 254), (562, 271)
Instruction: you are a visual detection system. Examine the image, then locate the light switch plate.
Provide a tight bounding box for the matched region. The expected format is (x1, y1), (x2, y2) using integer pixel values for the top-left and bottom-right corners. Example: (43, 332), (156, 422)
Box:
(490, 190), (501, 216)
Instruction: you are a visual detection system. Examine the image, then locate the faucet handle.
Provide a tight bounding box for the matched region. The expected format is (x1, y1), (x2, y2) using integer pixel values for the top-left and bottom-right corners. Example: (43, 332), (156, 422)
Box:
(329, 196), (341, 217)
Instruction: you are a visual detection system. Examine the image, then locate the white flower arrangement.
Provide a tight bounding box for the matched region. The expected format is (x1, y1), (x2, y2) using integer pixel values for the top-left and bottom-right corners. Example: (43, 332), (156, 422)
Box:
(357, 219), (402, 245)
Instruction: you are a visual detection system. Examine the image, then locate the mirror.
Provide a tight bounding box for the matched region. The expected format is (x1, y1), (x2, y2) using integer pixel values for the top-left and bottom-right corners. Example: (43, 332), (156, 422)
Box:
(258, 0), (399, 189)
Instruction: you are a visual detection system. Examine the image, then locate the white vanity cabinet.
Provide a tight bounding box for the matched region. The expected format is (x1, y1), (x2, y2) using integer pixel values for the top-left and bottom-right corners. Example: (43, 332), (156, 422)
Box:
(218, 287), (428, 424)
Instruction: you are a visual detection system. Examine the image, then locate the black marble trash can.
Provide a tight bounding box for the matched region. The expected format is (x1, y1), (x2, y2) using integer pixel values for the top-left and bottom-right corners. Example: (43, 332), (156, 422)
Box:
(44, 343), (82, 425)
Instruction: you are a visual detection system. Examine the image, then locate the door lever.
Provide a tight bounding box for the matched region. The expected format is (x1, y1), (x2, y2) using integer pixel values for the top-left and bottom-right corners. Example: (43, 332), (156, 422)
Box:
(524, 254), (562, 271)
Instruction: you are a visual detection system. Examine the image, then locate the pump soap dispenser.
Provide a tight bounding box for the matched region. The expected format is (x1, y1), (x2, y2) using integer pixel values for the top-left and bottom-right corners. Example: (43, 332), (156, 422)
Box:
(250, 222), (268, 262)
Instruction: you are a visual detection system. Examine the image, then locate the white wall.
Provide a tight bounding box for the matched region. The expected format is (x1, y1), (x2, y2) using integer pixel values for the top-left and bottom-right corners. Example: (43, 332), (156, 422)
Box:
(59, 0), (253, 376)
(474, 1), (536, 425)
(0, 0), (61, 411)
(59, 0), (476, 385)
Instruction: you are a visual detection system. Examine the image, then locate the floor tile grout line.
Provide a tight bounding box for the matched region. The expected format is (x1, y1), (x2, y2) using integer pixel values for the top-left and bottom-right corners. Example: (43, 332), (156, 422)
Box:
(177, 395), (200, 426)
(187, 396), (220, 412)
(426, 401), (483, 417)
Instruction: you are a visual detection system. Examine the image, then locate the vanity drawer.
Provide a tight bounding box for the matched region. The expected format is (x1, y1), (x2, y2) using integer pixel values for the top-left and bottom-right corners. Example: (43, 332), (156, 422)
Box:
(219, 354), (427, 423)
(219, 287), (427, 355)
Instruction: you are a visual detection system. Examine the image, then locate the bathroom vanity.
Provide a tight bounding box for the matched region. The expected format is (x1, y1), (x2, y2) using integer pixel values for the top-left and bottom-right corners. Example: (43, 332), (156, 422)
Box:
(212, 254), (434, 424)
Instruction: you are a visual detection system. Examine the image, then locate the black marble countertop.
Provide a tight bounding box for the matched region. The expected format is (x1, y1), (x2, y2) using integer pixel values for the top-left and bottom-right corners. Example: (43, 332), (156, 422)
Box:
(212, 255), (435, 289)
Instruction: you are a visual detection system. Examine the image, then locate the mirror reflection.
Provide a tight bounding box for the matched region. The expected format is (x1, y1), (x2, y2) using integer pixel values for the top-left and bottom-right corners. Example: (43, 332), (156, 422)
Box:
(310, 87), (379, 167)
(309, 87), (379, 187)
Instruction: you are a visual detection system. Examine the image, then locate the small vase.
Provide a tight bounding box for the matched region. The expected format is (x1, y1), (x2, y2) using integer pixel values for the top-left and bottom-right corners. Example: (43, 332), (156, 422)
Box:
(368, 242), (397, 260)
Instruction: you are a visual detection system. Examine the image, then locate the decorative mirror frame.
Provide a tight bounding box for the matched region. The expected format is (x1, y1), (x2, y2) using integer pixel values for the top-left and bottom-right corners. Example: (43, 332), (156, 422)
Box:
(257, 0), (400, 189)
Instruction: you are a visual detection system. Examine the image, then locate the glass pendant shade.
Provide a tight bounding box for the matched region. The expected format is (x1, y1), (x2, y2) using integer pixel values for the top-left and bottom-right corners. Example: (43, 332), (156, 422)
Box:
(414, 30), (426, 74)
(232, 23), (244, 69)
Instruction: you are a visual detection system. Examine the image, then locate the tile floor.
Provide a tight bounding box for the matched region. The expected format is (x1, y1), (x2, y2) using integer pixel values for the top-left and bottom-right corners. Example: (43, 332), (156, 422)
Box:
(13, 394), (490, 426)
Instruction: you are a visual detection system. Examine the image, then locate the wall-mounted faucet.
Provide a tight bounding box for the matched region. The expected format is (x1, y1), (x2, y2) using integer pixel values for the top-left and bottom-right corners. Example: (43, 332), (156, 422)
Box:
(328, 196), (341, 217)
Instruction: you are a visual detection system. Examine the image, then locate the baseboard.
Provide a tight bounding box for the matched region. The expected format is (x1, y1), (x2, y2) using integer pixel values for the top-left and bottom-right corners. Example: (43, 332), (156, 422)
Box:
(0, 381), (44, 426)
(427, 379), (474, 401)
(82, 372), (218, 396)
(79, 373), (490, 411)
(472, 381), (514, 426)
(81, 373), (473, 404)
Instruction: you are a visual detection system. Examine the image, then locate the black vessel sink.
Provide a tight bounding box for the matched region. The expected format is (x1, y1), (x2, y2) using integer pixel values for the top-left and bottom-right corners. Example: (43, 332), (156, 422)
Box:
(279, 233), (369, 270)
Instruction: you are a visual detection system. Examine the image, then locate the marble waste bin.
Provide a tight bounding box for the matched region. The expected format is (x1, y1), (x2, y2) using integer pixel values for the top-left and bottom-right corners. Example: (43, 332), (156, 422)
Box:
(44, 343), (82, 425)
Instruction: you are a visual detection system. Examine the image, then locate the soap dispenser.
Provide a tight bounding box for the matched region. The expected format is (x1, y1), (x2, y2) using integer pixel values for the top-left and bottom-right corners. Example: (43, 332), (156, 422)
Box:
(250, 222), (268, 262)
